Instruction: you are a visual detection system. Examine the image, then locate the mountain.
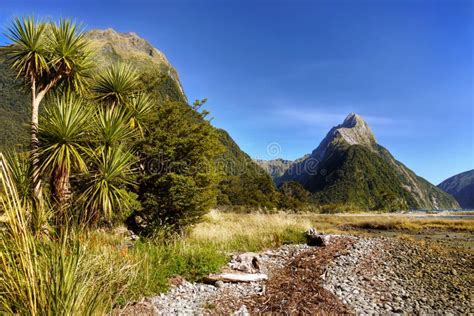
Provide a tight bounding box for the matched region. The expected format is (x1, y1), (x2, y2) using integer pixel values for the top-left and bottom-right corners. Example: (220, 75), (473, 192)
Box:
(0, 28), (276, 208)
(255, 156), (310, 184)
(274, 113), (459, 211)
(255, 159), (294, 181)
(438, 170), (474, 209)
(216, 129), (278, 208)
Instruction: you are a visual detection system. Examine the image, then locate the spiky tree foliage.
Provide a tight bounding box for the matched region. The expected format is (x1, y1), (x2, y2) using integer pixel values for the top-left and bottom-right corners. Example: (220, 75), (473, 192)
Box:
(94, 107), (136, 148)
(1, 17), (93, 197)
(38, 94), (92, 211)
(91, 62), (140, 108)
(48, 19), (94, 93)
(4, 151), (33, 206)
(126, 92), (155, 136)
(78, 145), (135, 225)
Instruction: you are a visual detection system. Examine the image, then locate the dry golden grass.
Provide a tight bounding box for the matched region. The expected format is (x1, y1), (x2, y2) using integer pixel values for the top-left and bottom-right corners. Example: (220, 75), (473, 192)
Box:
(191, 210), (474, 245)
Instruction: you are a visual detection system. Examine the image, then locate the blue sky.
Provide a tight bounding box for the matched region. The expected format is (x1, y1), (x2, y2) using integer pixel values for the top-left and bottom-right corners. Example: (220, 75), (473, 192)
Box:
(1, 0), (472, 184)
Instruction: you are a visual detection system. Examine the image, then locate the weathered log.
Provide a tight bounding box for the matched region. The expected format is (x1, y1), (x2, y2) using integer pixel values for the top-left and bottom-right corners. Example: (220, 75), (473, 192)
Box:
(205, 272), (268, 283)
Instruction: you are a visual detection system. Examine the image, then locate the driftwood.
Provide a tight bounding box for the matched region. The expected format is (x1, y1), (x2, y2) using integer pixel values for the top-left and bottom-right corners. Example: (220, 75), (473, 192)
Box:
(205, 272), (268, 283)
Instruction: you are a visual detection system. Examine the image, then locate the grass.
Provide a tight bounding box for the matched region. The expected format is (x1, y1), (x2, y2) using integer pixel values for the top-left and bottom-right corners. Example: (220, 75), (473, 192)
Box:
(3, 185), (473, 314)
(114, 210), (474, 303)
(0, 154), (136, 315)
(313, 214), (474, 232)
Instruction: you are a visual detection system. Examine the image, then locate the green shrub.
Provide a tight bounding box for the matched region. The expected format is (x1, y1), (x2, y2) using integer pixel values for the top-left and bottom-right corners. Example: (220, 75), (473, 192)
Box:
(133, 99), (222, 234)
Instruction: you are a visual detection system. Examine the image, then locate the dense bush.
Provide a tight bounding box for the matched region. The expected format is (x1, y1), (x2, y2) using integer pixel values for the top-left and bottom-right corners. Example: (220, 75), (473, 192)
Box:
(131, 100), (222, 234)
(277, 181), (310, 210)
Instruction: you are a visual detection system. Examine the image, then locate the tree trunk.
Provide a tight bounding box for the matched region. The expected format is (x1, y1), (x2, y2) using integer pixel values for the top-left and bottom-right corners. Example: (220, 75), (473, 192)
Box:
(51, 164), (71, 221)
(30, 76), (59, 198)
(31, 78), (42, 198)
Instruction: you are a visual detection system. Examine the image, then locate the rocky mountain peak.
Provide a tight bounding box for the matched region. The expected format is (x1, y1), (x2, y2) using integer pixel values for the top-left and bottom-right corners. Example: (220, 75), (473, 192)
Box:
(86, 28), (170, 65)
(342, 113), (364, 128)
(335, 113), (376, 147)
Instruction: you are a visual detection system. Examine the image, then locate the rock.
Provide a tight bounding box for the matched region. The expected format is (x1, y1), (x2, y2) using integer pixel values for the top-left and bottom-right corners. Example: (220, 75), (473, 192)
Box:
(214, 280), (225, 288)
(305, 228), (328, 247)
(229, 252), (261, 273)
(233, 305), (249, 316)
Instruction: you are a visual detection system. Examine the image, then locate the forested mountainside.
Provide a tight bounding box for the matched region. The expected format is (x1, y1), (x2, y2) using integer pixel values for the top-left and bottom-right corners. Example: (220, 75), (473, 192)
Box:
(270, 113), (459, 211)
(438, 169), (474, 209)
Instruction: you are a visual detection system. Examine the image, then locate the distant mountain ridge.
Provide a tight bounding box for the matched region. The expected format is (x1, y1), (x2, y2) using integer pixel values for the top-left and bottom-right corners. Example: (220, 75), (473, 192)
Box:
(259, 113), (459, 211)
(438, 170), (474, 209)
(255, 158), (294, 181)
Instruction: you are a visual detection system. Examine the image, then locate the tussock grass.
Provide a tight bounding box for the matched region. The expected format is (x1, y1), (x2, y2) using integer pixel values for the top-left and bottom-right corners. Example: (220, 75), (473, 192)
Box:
(190, 210), (311, 251)
(325, 215), (474, 232)
(0, 154), (136, 314)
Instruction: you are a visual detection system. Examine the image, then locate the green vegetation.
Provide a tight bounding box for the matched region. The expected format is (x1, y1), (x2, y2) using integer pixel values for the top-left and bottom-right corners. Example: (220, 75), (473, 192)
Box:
(0, 60), (29, 149)
(304, 144), (458, 211)
(216, 129), (278, 209)
(0, 154), (136, 314)
(133, 99), (222, 233)
(0, 17), (235, 313)
(277, 181), (311, 211)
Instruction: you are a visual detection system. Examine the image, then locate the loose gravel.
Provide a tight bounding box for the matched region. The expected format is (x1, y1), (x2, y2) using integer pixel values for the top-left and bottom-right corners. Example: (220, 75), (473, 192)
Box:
(116, 235), (473, 315)
(324, 236), (474, 314)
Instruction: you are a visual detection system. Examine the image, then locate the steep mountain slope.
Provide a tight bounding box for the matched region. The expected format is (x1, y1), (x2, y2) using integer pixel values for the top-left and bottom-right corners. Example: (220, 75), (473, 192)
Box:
(438, 170), (474, 209)
(216, 129), (278, 207)
(0, 56), (30, 148)
(276, 113), (458, 210)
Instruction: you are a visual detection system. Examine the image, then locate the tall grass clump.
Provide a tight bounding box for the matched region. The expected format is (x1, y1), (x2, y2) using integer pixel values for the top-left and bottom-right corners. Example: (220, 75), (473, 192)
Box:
(0, 153), (136, 315)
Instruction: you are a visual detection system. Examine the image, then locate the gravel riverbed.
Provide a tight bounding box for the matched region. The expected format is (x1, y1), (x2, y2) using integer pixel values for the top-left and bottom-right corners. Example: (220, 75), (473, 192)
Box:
(324, 236), (474, 314)
(117, 235), (473, 315)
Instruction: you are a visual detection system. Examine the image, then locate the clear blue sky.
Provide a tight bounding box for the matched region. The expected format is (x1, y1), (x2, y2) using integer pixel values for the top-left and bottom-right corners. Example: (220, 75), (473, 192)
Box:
(1, 0), (473, 184)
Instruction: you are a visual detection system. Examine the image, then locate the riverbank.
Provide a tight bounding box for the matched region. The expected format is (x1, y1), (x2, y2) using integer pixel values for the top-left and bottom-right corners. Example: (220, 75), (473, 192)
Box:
(111, 210), (473, 314)
(116, 234), (473, 315)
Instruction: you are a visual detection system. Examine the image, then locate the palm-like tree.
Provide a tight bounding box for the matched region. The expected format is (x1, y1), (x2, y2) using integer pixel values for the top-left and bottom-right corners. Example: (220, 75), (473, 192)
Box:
(94, 107), (136, 148)
(38, 94), (92, 211)
(126, 92), (155, 136)
(91, 62), (140, 109)
(79, 145), (135, 225)
(91, 63), (156, 138)
(1, 17), (93, 197)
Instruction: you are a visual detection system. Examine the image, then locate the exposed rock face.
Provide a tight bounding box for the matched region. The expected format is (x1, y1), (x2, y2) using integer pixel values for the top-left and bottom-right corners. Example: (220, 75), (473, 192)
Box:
(254, 158), (294, 181)
(85, 29), (186, 99)
(438, 169), (474, 209)
(275, 113), (459, 210)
